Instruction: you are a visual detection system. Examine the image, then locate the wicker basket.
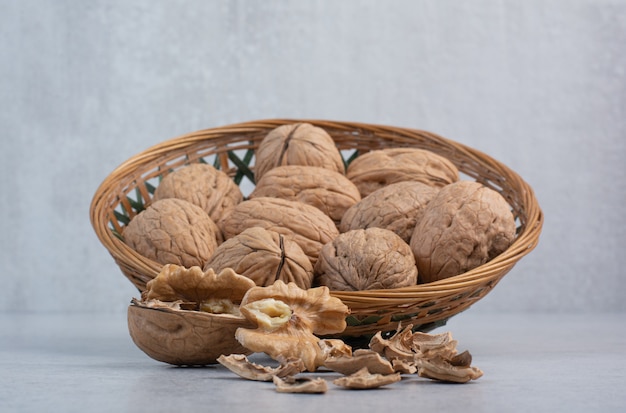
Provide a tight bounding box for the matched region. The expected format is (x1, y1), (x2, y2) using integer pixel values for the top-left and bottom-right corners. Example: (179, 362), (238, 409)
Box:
(90, 119), (543, 339)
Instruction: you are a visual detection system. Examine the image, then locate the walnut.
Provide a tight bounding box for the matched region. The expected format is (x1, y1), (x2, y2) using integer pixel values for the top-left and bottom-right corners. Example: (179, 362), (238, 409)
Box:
(234, 281), (350, 372)
(409, 180), (516, 283)
(204, 227), (314, 289)
(314, 228), (418, 291)
(249, 165), (361, 225)
(254, 123), (345, 181)
(218, 197), (339, 267)
(152, 163), (243, 223)
(127, 265), (256, 366)
(339, 181), (439, 243)
(332, 367), (402, 390)
(123, 198), (219, 268)
(346, 148), (459, 197)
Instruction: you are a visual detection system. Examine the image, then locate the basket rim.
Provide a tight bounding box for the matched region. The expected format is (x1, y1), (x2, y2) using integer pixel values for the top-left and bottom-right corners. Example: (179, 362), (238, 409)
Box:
(90, 118), (543, 303)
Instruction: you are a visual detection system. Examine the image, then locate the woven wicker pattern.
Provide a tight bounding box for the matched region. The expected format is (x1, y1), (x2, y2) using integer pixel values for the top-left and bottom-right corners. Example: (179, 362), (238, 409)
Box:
(90, 119), (543, 337)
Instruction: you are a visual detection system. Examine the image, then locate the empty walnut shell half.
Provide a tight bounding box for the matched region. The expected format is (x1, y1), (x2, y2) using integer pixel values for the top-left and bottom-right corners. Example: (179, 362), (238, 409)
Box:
(339, 181), (439, 243)
(204, 227), (314, 289)
(152, 163), (243, 223)
(249, 165), (361, 225)
(314, 227), (418, 291)
(410, 180), (516, 283)
(128, 301), (253, 366)
(254, 123), (345, 181)
(346, 148), (459, 197)
(218, 197), (339, 267)
(123, 198), (219, 268)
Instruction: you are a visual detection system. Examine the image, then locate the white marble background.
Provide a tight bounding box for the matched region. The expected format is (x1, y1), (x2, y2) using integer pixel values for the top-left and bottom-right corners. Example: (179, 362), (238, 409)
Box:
(1, 0), (624, 314)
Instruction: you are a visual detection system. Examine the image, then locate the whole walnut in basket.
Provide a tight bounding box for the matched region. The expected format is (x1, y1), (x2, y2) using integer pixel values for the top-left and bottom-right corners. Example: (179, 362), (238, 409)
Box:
(346, 148), (459, 197)
(314, 227), (418, 291)
(218, 197), (339, 267)
(254, 123), (345, 181)
(249, 165), (361, 225)
(410, 180), (516, 283)
(339, 181), (439, 243)
(152, 163), (243, 223)
(204, 227), (314, 290)
(123, 198), (219, 268)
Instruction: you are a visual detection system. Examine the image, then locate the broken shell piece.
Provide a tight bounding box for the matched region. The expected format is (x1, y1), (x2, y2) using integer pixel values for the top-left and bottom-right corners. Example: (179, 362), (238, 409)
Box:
(318, 339), (353, 360)
(369, 328), (416, 363)
(415, 356), (483, 383)
(324, 349), (395, 376)
(391, 359), (417, 374)
(333, 367), (402, 390)
(217, 354), (305, 381)
(273, 376), (328, 394)
(411, 331), (458, 359)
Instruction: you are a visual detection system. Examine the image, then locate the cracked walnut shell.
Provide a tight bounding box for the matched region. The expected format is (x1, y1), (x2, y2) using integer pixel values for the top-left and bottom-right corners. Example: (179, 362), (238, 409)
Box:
(204, 227), (314, 290)
(254, 123), (345, 181)
(123, 198), (219, 268)
(314, 228), (418, 291)
(339, 181), (439, 243)
(410, 180), (516, 283)
(346, 147), (459, 197)
(218, 197), (339, 267)
(152, 163), (243, 223)
(250, 165), (361, 225)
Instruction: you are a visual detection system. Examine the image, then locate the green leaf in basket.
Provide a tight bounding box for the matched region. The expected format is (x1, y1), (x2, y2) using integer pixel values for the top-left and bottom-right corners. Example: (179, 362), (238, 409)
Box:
(342, 149), (360, 169)
(114, 210), (130, 226)
(345, 315), (363, 326)
(228, 150), (256, 185)
(144, 180), (157, 195)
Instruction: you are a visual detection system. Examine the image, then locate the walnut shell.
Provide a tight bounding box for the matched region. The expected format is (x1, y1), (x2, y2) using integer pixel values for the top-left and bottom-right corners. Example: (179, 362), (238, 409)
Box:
(254, 123), (345, 181)
(204, 227), (314, 289)
(314, 227), (418, 291)
(152, 163), (243, 223)
(249, 165), (361, 225)
(339, 181), (439, 243)
(128, 302), (252, 366)
(123, 198), (219, 268)
(409, 180), (516, 283)
(346, 148), (459, 197)
(218, 197), (339, 267)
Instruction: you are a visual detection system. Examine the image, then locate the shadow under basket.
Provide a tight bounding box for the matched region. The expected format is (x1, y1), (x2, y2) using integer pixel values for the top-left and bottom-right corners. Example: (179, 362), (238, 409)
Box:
(90, 119), (543, 341)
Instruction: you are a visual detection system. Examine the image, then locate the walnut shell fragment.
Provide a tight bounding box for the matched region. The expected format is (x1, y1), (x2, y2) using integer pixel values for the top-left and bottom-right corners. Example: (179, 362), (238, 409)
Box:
(219, 197), (339, 267)
(273, 376), (328, 394)
(346, 148), (459, 197)
(254, 123), (345, 181)
(324, 349), (395, 376)
(410, 180), (516, 283)
(217, 354), (305, 381)
(235, 281), (350, 372)
(415, 356), (483, 383)
(152, 163), (243, 223)
(123, 198), (219, 268)
(339, 181), (438, 243)
(250, 165), (361, 225)
(314, 228), (418, 291)
(127, 300), (253, 366)
(204, 227), (314, 290)
(333, 367), (402, 390)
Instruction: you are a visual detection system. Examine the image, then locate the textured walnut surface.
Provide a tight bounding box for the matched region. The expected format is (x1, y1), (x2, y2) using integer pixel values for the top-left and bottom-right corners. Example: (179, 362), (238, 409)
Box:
(346, 147), (459, 197)
(314, 227), (418, 291)
(410, 180), (516, 283)
(218, 197), (339, 267)
(340, 181), (438, 243)
(152, 163), (243, 223)
(123, 198), (219, 268)
(204, 227), (314, 289)
(250, 165), (361, 224)
(253, 123), (345, 181)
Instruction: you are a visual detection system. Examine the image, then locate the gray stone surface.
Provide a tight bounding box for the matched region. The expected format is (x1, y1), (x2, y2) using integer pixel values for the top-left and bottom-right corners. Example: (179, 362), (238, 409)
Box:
(1, 0), (625, 314)
(1, 312), (625, 413)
